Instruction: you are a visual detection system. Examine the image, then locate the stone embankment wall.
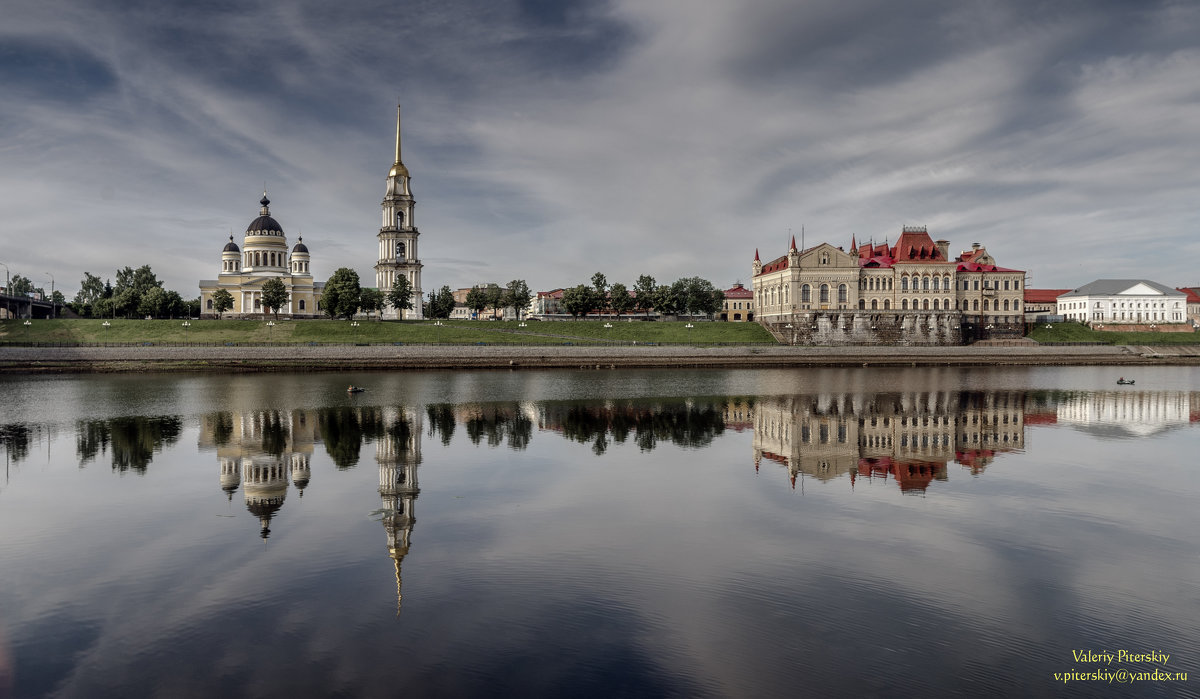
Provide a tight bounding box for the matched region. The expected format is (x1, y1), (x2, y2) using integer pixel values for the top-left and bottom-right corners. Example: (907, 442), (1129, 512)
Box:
(3, 343), (1196, 374)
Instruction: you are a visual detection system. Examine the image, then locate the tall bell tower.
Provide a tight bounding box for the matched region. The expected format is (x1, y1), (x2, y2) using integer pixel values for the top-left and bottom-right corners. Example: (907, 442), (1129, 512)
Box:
(375, 104), (423, 319)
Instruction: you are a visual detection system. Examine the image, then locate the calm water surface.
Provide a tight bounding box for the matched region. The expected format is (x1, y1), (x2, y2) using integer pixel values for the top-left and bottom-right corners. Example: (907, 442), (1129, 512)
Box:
(1, 367), (1198, 698)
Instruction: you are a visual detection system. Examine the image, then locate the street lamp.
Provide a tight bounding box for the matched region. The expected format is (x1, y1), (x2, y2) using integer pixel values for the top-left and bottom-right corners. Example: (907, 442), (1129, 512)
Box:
(350, 320), (360, 342)
(182, 320), (191, 342)
(45, 272), (54, 318)
(102, 320), (110, 343)
(266, 320), (275, 341)
(23, 319), (30, 340)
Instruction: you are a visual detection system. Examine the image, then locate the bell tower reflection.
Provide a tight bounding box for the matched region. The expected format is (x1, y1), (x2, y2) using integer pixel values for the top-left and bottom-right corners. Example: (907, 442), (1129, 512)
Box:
(752, 391), (1026, 492)
(377, 407), (421, 614)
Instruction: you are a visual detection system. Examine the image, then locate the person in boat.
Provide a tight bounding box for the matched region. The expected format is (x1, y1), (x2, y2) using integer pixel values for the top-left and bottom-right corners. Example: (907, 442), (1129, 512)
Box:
(1119, 377), (1124, 382)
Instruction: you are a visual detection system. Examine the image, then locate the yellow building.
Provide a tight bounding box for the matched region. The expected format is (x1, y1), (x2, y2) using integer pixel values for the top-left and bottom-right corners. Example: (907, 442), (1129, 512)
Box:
(199, 194), (323, 318)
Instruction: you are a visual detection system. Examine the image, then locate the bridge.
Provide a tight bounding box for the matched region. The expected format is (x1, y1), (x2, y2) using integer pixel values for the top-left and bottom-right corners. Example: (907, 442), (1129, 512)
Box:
(0, 292), (56, 319)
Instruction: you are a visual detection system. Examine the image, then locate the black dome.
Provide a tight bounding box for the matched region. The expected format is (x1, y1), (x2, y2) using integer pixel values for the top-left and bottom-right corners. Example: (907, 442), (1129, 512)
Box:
(292, 237), (309, 254)
(247, 215), (283, 234)
(223, 236), (240, 252)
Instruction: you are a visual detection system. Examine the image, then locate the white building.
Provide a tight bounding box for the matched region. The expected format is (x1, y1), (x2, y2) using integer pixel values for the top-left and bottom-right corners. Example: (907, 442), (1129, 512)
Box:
(1057, 279), (1187, 326)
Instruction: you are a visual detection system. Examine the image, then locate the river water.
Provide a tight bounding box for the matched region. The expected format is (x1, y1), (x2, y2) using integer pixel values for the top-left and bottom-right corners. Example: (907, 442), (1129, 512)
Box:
(0, 367), (1197, 698)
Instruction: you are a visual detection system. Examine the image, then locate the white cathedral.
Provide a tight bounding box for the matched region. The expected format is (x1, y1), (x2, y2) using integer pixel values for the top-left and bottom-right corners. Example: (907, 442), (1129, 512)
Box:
(199, 105), (424, 319)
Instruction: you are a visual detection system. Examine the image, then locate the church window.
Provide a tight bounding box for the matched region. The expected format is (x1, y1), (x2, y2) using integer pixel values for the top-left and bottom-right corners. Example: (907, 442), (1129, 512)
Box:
(397, 210), (404, 227)
(299, 300), (306, 311)
(397, 242), (406, 260)
(255, 252), (261, 266)
(206, 299), (213, 310)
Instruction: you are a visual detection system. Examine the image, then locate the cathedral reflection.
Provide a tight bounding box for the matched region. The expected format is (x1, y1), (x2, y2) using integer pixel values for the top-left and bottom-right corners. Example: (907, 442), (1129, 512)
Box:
(199, 406), (421, 612)
(752, 391), (1029, 492)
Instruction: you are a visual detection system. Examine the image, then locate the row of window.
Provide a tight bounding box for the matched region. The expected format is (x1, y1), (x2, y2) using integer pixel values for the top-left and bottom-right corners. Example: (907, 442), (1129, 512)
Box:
(204, 295), (309, 311)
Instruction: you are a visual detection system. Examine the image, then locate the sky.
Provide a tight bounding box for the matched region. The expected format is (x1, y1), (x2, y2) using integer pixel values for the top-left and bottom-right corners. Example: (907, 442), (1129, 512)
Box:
(2, 0), (1200, 299)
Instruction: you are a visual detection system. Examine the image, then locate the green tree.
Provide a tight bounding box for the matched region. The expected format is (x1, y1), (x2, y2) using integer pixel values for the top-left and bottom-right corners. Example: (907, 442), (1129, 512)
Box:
(138, 287), (167, 318)
(591, 272), (608, 316)
(212, 289), (234, 318)
(387, 276), (414, 320)
(424, 285), (455, 319)
(609, 282), (632, 318)
(163, 290), (188, 319)
(186, 296), (201, 319)
(113, 265), (162, 318)
(504, 279), (532, 321)
(9, 274), (33, 295)
(653, 284), (680, 316)
(465, 286), (488, 319)
(75, 272), (106, 305)
(260, 278), (290, 319)
(359, 287), (384, 320)
(485, 283), (505, 319)
(323, 268), (362, 319)
(562, 284), (595, 319)
(633, 274), (656, 316)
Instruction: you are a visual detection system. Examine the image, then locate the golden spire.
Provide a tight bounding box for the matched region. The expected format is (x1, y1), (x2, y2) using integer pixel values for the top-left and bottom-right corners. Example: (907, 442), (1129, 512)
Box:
(389, 104), (409, 178)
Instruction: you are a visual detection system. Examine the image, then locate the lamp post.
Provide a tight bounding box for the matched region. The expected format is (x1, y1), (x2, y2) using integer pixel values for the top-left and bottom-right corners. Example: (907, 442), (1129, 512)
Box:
(23, 319), (31, 340)
(350, 320), (360, 342)
(266, 320), (275, 341)
(45, 272), (54, 318)
(181, 320), (191, 343)
(102, 320), (110, 344)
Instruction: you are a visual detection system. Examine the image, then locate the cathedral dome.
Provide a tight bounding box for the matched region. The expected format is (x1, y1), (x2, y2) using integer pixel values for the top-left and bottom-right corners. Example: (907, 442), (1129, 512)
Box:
(292, 237), (309, 254)
(247, 194), (284, 235)
(223, 234), (240, 253)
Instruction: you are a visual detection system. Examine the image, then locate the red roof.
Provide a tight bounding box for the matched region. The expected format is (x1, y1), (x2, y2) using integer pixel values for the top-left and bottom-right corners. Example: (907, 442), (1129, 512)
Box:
(957, 262), (1023, 273)
(759, 255), (789, 274)
(1024, 288), (1070, 304)
(891, 230), (948, 263)
(1175, 288), (1200, 303)
(724, 283), (752, 299)
(537, 288), (564, 299)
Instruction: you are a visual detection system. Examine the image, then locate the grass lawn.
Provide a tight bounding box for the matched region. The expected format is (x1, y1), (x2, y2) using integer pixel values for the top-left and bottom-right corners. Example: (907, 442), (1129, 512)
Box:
(1026, 321), (1200, 345)
(0, 317), (777, 346)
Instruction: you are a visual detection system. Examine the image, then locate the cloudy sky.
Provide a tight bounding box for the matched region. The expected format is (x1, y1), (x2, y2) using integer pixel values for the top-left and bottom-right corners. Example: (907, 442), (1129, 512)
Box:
(3, 0), (1199, 298)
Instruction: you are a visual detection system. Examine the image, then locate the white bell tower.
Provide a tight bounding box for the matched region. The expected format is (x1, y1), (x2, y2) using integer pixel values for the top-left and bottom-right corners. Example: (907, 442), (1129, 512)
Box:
(375, 104), (423, 319)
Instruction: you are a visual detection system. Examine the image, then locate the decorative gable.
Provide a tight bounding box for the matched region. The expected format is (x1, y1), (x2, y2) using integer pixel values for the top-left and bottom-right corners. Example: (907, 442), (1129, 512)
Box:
(798, 243), (858, 269)
(1120, 282), (1164, 296)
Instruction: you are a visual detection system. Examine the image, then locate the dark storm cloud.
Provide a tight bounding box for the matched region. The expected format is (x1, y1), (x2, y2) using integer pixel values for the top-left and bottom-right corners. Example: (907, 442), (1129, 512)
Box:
(2, 0), (1199, 295)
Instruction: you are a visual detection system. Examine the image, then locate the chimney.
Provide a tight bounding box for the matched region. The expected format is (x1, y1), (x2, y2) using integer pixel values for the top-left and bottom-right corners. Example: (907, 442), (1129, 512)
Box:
(935, 239), (950, 260)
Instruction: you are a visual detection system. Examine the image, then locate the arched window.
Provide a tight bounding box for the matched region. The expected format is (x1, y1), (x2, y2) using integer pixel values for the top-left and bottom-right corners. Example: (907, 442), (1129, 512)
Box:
(902, 299), (909, 310)
(1003, 299), (1010, 311)
(801, 285), (811, 303)
(973, 299), (979, 311)
(871, 299), (878, 310)
(883, 299), (890, 310)
(932, 299), (939, 310)
(923, 299), (930, 310)
(206, 299), (213, 310)
(923, 276), (930, 290)
(397, 210), (404, 227)
(838, 284), (847, 303)
(255, 252), (261, 266)
(932, 277), (940, 291)
(299, 300), (306, 311)
(901, 277), (909, 291)
(820, 284), (829, 303)
(858, 299), (865, 310)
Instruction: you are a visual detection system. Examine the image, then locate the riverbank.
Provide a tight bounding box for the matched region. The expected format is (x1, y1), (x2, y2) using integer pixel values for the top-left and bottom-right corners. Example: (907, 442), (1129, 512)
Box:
(3, 343), (1199, 373)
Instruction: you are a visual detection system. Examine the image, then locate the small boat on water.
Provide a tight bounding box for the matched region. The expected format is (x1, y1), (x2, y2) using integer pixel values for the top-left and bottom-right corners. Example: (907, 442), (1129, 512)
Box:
(1117, 378), (1135, 385)
(347, 385), (367, 393)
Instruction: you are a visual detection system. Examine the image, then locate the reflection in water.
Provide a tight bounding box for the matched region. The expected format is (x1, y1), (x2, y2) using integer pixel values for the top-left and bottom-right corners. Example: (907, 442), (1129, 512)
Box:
(318, 406), (387, 470)
(199, 410), (317, 538)
(377, 408), (420, 614)
(1055, 390), (1195, 438)
(754, 391), (1028, 492)
(537, 400), (734, 454)
(76, 416), (182, 473)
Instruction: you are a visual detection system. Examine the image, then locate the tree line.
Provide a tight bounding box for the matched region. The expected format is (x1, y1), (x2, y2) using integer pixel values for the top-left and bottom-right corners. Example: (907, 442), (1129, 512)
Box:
(67, 266), (198, 319)
(559, 273), (725, 319)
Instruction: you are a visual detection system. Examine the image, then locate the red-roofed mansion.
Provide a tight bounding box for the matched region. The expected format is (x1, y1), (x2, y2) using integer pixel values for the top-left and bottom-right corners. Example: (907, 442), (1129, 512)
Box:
(753, 227), (1025, 344)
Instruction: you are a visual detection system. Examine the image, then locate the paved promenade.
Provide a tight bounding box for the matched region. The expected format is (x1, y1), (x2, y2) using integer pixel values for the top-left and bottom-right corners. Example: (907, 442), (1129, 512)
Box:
(3, 343), (1198, 373)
